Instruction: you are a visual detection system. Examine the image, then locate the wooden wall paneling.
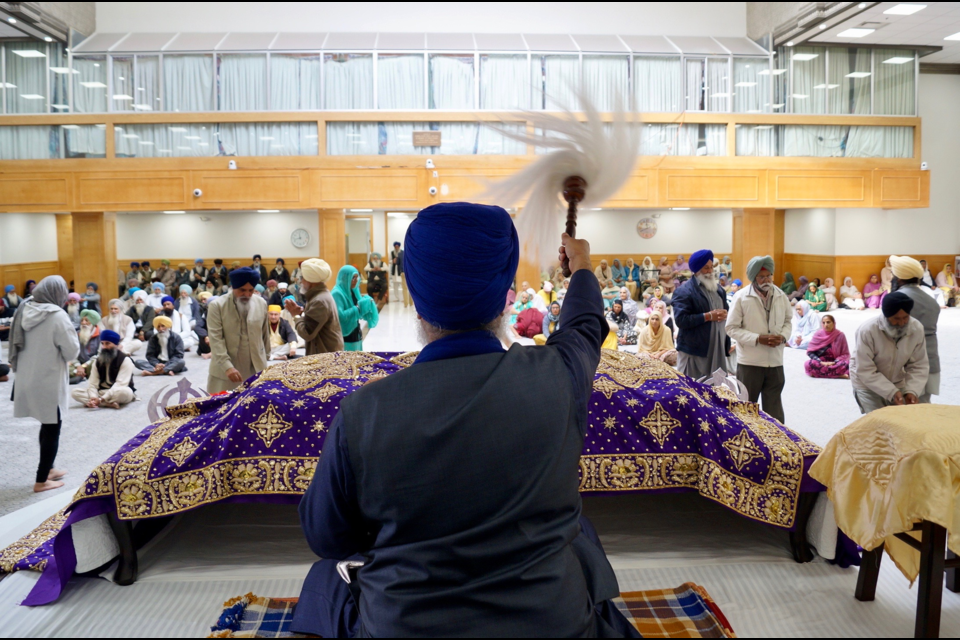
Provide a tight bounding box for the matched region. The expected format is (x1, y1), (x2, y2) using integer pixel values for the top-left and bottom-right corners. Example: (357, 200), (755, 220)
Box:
(0, 261), (60, 296)
(603, 172), (655, 207)
(318, 209), (346, 287)
(769, 170), (872, 208)
(2, 266), (20, 296)
(834, 254), (958, 293)
(194, 170), (309, 208)
(0, 174), (70, 211)
(773, 209), (785, 283)
(782, 254), (836, 287)
(731, 210), (744, 284)
(732, 209), (781, 283)
(74, 171), (189, 211)
(56, 213), (74, 285)
(318, 170), (422, 208)
(660, 170), (766, 208)
(873, 170), (930, 209)
(434, 170), (515, 203)
(71, 212), (117, 295)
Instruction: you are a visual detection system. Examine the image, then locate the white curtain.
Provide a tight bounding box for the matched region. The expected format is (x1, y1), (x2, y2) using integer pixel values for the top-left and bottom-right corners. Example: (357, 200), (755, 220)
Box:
(135, 56), (161, 111)
(477, 123), (526, 154)
(5, 42), (47, 114)
(0, 126), (57, 159)
(432, 122), (476, 154)
(543, 55), (580, 110)
(641, 124), (693, 155)
(784, 47), (842, 156)
(219, 122), (316, 156)
(325, 54), (373, 109)
(735, 125), (776, 157)
(327, 122), (378, 155)
(72, 56), (107, 113)
(271, 54), (321, 110)
(705, 58), (729, 112)
(111, 56), (135, 111)
(634, 57), (681, 112)
(480, 55), (529, 110)
(827, 47), (870, 115)
(430, 55), (473, 109)
(875, 49), (915, 115)
(219, 54), (267, 111)
(684, 59), (704, 110)
(164, 54), (213, 112)
(49, 44), (69, 112)
(379, 123), (428, 154)
(582, 56), (628, 111)
(115, 123), (216, 158)
(733, 58), (775, 156)
(378, 54), (424, 109)
(63, 124), (105, 157)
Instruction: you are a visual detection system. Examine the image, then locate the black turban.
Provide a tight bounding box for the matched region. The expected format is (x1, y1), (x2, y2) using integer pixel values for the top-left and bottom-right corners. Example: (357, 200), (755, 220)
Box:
(882, 291), (914, 318)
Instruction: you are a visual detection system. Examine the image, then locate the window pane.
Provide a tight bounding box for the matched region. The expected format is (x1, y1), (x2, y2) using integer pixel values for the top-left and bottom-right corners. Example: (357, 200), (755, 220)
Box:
(735, 125), (776, 156)
(684, 58), (704, 110)
(0, 125), (57, 158)
(49, 43), (70, 112)
(790, 46), (825, 114)
(477, 123), (527, 154)
(582, 56), (628, 111)
(219, 54), (267, 111)
(116, 123), (216, 157)
(733, 58), (769, 113)
(772, 125), (912, 157)
(540, 55), (579, 110)
(770, 51), (788, 113)
(875, 49), (916, 115)
(112, 56), (136, 111)
(634, 57), (681, 112)
(705, 59), (730, 112)
(72, 56), (107, 113)
(5, 42), (48, 114)
(326, 122), (378, 154)
(378, 54), (424, 109)
(62, 124), (106, 157)
(219, 123), (318, 155)
(826, 47), (870, 115)
(430, 54), (474, 109)
(324, 54), (373, 109)
(134, 56), (161, 111)
(271, 53), (321, 110)
(164, 54), (213, 112)
(480, 54), (529, 110)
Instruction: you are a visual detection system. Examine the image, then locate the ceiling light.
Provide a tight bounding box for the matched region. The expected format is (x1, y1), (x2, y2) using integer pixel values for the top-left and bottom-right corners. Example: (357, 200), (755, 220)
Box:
(184, 135), (201, 140)
(786, 41), (795, 47)
(118, 76), (125, 81)
(43, 37), (52, 42)
(387, 212), (408, 218)
(112, 94), (133, 101)
(735, 82), (757, 87)
(754, 125), (774, 130)
(350, 209), (373, 212)
(0, 82), (16, 88)
(51, 103), (69, 110)
(137, 87), (145, 91)
(80, 81), (107, 88)
(859, 2), (868, 7)
(132, 104), (153, 111)
(819, 24), (827, 30)
(792, 53), (819, 61)
(169, 127), (187, 132)
(61, 124), (81, 130)
(792, 94), (809, 99)
(49, 67), (79, 75)
(6, 17), (15, 23)
(837, 28), (875, 38)
(163, 211), (185, 215)
(758, 69), (787, 76)
(814, 84), (840, 89)
(846, 71), (872, 78)
(883, 56), (914, 64)
(19, 94), (44, 100)
(94, 63), (100, 67)
(258, 210), (280, 213)
(884, 4), (927, 15)
(771, 103), (785, 108)
(946, 32), (960, 41)
(12, 50), (46, 58)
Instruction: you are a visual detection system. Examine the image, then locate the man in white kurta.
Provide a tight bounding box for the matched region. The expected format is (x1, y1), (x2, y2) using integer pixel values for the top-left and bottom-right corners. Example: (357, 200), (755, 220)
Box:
(99, 298), (143, 355)
(207, 267), (271, 394)
(71, 330), (137, 409)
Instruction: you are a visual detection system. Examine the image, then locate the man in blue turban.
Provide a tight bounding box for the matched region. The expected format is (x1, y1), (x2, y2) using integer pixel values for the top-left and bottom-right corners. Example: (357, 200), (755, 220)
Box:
(71, 328), (137, 410)
(206, 266), (271, 393)
(671, 248), (732, 378)
(295, 202), (637, 638)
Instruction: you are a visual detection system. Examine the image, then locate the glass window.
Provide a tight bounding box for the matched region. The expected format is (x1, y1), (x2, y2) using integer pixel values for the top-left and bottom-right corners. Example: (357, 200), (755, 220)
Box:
(271, 53), (321, 110)
(768, 51), (788, 113)
(378, 54), (425, 109)
(324, 53), (373, 109)
(732, 58), (769, 113)
(218, 54), (267, 111)
(133, 56), (161, 112)
(480, 54), (529, 110)
(684, 58), (704, 111)
(582, 55), (628, 111)
(111, 56), (136, 111)
(48, 43), (71, 112)
(430, 54), (474, 109)
(115, 123), (216, 157)
(705, 58), (730, 112)
(538, 55), (580, 110)
(326, 122), (378, 154)
(875, 49), (916, 115)
(735, 124), (777, 157)
(634, 56), (681, 112)
(477, 123), (527, 154)
(72, 55), (107, 113)
(639, 123), (727, 156)
(164, 54), (214, 112)
(5, 42), (48, 114)
(0, 124), (105, 159)
(789, 46), (825, 114)
(774, 125), (912, 157)
(826, 47), (871, 115)
(62, 124), (107, 157)
(218, 122), (318, 156)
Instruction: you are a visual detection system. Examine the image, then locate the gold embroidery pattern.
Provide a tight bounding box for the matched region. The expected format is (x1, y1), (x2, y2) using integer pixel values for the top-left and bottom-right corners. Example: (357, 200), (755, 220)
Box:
(254, 352), (384, 391)
(593, 377), (624, 400)
(163, 437), (200, 467)
(639, 402), (681, 447)
(307, 382), (346, 403)
(0, 510), (68, 573)
(248, 404), (294, 448)
(390, 352), (420, 368)
(361, 370), (389, 385)
(723, 429), (764, 471)
(164, 395), (210, 419)
(598, 349), (678, 388)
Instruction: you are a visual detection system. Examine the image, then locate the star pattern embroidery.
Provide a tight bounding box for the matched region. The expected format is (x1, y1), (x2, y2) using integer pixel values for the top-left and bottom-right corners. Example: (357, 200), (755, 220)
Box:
(240, 396), (258, 407)
(308, 382), (346, 404)
(593, 377), (623, 400)
(267, 389), (283, 395)
(362, 370), (389, 385)
(216, 405), (229, 415)
(717, 417), (729, 426)
(723, 429), (764, 471)
(639, 403), (681, 447)
(676, 395), (689, 407)
(292, 399), (307, 409)
(248, 403), (294, 448)
(312, 420), (327, 434)
(626, 398), (639, 407)
(163, 437), (199, 467)
(699, 420), (711, 433)
(218, 429), (230, 440)
(603, 416), (617, 431)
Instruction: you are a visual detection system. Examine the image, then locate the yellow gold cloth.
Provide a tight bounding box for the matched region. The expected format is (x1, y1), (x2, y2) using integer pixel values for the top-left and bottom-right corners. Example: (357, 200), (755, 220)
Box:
(809, 404), (960, 582)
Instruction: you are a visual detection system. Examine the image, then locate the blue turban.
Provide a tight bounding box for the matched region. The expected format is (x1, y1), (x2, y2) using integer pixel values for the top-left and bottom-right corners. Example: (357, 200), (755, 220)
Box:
(86, 282), (98, 291)
(4, 285), (13, 293)
(732, 279), (742, 287)
(405, 202), (520, 331)
(100, 330), (121, 345)
(130, 262), (140, 268)
(153, 282), (165, 291)
(180, 284), (193, 294)
(128, 287), (142, 295)
(195, 258), (204, 264)
(282, 295), (297, 304)
(689, 250), (714, 274)
(229, 267), (260, 289)
(161, 295), (175, 306)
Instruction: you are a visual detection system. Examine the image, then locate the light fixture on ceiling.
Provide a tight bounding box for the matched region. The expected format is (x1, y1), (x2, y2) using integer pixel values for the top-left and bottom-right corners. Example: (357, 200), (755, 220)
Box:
(786, 41), (795, 47)
(670, 208), (690, 211)
(163, 211), (185, 215)
(80, 81), (107, 89)
(6, 17), (15, 23)
(49, 67), (79, 75)
(122, 133), (139, 139)
(257, 210), (280, 213)
(884, 4), (927, 15)
(112, 94), (133, 101)
(946, 32), (960, 41)
(387, 212), (408, 218)
(792, 53), (819, 61)
(792, 94), (810, 99)
(51, 103), (69, 110)
(184, 135), (201, 140)
(43, 36), (52, 42)
(350, 209), (374, 212)
(813, 84), (840, 89)
(12, 50), (46, 58)
(837, 28), (875, 38)
(758, 69), (787, 76)
(819, 24), (827, 30)
(845, 71), (872, 78)
(883, 56), (915, 64)
(19, 94), (44, 100)
(61, 124), (80, 130)
(0, 82), (16, 88)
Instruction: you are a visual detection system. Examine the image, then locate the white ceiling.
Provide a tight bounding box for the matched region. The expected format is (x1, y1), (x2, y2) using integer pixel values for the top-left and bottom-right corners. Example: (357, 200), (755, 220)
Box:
(0, 21), (26, 38)
(809, 2), (960, 64)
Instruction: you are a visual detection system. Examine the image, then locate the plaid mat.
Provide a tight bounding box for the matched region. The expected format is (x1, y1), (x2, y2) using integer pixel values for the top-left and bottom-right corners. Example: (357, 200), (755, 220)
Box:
(208, 583), (735, 638)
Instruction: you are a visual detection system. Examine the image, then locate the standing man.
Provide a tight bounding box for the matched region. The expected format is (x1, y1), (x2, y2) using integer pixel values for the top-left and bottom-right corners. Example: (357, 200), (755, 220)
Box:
(390, 241), (405, 303)
(252, 254), (269, 286)
(672, 249), (731, 378)
(71, 330), (137, 409)
(890, 255), (940, 403)
(725, 256), (793, 423)
(207, 267), (271, 393)
(850, 292), (928, 413)
(284, 258), (343, 355)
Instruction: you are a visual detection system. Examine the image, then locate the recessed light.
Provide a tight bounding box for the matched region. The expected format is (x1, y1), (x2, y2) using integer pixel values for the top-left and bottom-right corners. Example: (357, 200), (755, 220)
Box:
(786, 41), (795, 47)
(80, 81), (107, 88)
(792, 94), (809, 99)
(771, 103), (785, 109)
(43, 36), (52, 42)
(814, 84), (840, 89)
(163, 211), (186, 215)
(735, 82), (757, 87)
(12, 50), (46, 58)
(947, 32), (960, 41)
(112, 94), (133, 101)
(118, 76), (125, 81)
(838, 28), (875, 38)
(883, 56), (915, 64)
(49, 67), (79, 74)
(6, 17), (15, 23)
(132, 104), (153, 111)
(51, 103), (70, 109)
(846, 72), (872, 78)
(819, 24), (827, 30)
(258, 210), (280, 213)
(758, 69), (787, 76)
(792, 53), (819, 61)
(350, 209), (374, 212)
(94, 63), (100, 67)
(884, 4), (927, 15)
(184, 135), (201, 140)
(0, 82), (16, 88)
(19, 94), (45, 100)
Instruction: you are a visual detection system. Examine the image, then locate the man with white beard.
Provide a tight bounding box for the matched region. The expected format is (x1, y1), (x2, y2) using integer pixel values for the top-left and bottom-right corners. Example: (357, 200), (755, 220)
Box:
(672, 249), (732, 378)
(207, 267), (271, 393)
(158, 295), (196, 351)
(725, 256), (793, 423)
(71, 330), (137, 409)
(135, 315), (187, 376)
(65, 292), (83, 329)
(99, 298), (143, 355)
(126, 290), (156, 344)
(74, 309), (102, 378)
(850, 291), (929, 414)
(146, 282), (167, 311)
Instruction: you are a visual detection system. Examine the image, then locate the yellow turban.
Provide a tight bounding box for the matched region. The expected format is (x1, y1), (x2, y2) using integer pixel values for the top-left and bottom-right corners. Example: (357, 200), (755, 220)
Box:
(197, 291), (212, 301)
(268, 305), (282, 312)
(153, 315), (173, 330)
(889, 255), (924, 281)
(301, 258), (332, 283)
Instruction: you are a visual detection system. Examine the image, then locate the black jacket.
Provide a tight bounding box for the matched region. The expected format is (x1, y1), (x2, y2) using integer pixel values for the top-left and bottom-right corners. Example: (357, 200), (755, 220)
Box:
(146, 331), (186, 368)
(672, 277), (731, 358)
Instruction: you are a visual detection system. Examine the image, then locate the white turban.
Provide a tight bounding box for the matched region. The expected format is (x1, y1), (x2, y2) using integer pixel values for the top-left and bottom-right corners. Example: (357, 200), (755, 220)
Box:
(889, 255), (924, 281)
(278, 282), (289, 289)
(301, 259), (332, 284)
(133, 290), (148, 303)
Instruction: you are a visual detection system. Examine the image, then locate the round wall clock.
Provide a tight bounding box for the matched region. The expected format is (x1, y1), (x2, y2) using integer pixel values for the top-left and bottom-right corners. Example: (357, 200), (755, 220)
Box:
(291, 228), (310, 249)
(637, 218), (658, 240)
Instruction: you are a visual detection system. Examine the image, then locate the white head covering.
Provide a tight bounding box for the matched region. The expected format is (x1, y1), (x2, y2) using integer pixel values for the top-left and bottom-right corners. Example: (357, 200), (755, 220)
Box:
(300, 259), (332, 284)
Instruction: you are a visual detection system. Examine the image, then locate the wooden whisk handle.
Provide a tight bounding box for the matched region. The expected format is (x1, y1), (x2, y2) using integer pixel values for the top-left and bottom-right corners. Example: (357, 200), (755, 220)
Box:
(561, 176), (587, 277)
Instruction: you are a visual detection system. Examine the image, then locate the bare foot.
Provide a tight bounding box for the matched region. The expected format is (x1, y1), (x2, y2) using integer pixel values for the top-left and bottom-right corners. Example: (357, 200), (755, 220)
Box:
(48, 469), (67, 481)
(104, 402), (121, 409)
(201, 353), (212, 360)
(168, 371), (175, 376)
(142, 371), (154, 377)
(274, 355), (288, 361)
(34, 480), (64, 493)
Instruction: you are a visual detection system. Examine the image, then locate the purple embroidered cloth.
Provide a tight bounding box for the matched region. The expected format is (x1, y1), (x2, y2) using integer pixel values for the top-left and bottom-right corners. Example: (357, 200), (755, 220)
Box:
(0, 350), (821, 605)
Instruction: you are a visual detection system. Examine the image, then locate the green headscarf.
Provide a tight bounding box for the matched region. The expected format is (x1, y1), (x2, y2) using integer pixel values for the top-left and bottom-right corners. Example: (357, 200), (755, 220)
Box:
(331, 265), (379, 348)
(780, 272), (797, 295)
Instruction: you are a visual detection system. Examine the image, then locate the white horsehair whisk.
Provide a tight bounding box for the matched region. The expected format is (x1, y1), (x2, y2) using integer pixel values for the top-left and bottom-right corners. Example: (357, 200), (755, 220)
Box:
(483, 89), (640, 275)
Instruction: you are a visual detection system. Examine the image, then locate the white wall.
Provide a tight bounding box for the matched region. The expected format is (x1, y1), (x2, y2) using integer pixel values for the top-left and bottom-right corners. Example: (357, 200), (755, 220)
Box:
(115, 211), (319, 260)
(345, 218), (371, 254)
(387, 215), (413, 252)
(784, 209), (835, 255)
(0, 213), (59, 265)
(96, 2), (747, 36)
(577, 209), (732, 255)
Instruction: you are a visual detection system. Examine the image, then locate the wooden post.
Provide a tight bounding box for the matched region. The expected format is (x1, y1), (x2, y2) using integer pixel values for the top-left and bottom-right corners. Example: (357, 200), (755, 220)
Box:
(732, 209), (784, 282)
(318, 208), (346, 288)
(71, 212), (117, 296)
(56, 214), (74, 286)
(916, 521), (947, 638)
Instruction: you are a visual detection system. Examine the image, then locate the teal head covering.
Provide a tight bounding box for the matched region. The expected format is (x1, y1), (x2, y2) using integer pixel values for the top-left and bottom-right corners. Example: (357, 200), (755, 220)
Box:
(332, 265), (379, 346)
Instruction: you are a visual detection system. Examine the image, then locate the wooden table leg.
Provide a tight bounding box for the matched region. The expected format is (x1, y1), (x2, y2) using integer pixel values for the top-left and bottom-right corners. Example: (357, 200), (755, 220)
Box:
(856, 544), (884, 602)
(916, 521), (946, 638)
(789, 492), (817, 563)
(107, 512), (138, 586)
(946, 550), (959, 594)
